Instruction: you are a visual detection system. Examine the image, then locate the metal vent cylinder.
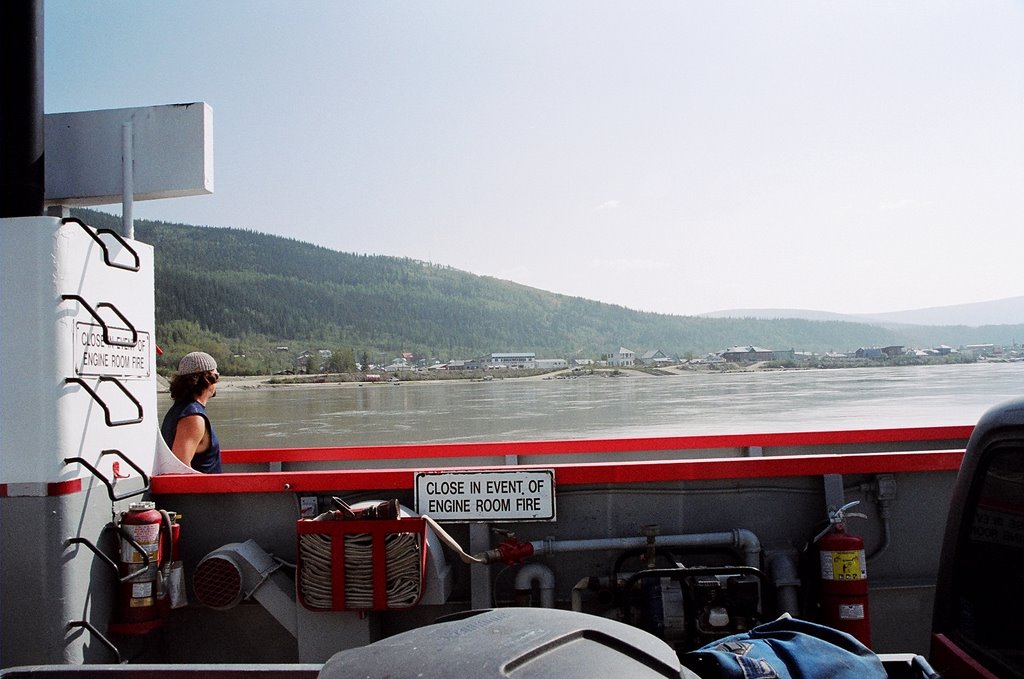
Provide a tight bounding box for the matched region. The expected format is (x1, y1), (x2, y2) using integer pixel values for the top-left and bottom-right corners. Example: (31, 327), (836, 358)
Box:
(193, 549), (245, 610)
(193, 539), (297, 637)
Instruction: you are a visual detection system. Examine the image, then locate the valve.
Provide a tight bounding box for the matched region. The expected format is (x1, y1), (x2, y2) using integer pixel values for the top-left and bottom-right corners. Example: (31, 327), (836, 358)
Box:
(479, 534), (535, 565)
(813, 501), (867, 543)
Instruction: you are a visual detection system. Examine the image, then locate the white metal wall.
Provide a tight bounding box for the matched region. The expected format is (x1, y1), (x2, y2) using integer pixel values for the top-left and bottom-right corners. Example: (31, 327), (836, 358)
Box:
(0, 215), (159, 665)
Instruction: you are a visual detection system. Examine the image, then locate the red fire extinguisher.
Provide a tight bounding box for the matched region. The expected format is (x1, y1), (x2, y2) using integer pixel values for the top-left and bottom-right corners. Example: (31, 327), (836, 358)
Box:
(113, 501), (180, 634)
(815, 500), (872, 648)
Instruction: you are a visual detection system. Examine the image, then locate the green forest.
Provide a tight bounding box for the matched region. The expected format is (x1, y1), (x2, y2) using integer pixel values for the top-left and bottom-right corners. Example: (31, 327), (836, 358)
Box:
(74, 210), (1022, 375)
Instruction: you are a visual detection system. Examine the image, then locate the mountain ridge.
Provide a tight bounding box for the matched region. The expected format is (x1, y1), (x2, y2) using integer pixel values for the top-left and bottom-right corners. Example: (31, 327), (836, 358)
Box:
(702, 296), (1024, 328)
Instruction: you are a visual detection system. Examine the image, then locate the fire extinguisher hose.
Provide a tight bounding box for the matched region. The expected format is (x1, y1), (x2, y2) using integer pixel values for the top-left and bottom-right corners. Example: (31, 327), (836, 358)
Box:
(159, 510), (173, 577)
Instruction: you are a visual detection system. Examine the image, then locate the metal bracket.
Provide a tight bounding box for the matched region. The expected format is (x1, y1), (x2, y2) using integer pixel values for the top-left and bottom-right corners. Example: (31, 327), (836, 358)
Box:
(62, 216), (140, 272)
(63, 450), (150, 502)
(65, 523), (151, 583)
(61, 294), (139, 347)
(65, 536), (118, 577)
(823, 473), (846, 512)
(66, 620), (123, 664)
(64, 377), (143, 427)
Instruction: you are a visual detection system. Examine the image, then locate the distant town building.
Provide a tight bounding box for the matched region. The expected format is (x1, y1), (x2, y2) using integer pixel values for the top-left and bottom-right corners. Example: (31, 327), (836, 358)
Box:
(482, 352), (536, 369)
(855, 346), (905, 359)
(640, 349), (673, 366)
(608, 347), (635, 367)
(720, 346), (773, 362)
(535, 359), (568, 370)
(964, 344), (998, 358)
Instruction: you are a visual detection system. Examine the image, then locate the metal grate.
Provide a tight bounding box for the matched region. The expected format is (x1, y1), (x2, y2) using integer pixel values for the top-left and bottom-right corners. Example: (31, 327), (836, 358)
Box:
(193, 556), (243, 609)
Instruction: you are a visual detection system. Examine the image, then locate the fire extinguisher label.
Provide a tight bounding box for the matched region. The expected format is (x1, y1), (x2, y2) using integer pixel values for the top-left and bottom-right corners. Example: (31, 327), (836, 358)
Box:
(130, 581), (154, 606)
(838, 603), (866, 620)
(820, 550), (867, 580)
(121, 524), (160, 563)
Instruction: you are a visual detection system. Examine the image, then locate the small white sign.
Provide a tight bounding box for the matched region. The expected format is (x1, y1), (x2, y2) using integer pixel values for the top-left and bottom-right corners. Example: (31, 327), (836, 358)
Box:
(73, 322), (151, 378)
(415, 470), (556, 522)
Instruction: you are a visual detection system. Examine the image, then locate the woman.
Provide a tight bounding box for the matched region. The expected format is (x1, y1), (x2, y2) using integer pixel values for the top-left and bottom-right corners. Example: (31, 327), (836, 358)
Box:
(160, 351), (222, 473)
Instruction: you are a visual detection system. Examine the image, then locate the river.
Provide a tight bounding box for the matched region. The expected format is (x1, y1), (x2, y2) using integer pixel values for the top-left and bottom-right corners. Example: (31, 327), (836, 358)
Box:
(158, 362), (1024, 450)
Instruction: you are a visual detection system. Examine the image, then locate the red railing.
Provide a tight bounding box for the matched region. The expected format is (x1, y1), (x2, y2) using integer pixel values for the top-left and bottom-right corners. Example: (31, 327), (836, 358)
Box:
(221, 425), (973, 463)
(150, 425), (972, 496)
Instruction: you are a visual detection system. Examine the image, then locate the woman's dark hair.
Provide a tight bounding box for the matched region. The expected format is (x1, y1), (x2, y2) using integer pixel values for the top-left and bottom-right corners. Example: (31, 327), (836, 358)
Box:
(169, 371), (218, 401)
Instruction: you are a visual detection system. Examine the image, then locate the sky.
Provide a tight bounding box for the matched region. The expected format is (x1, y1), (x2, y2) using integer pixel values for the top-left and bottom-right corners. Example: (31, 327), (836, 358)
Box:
(44, 1), (1024, 317)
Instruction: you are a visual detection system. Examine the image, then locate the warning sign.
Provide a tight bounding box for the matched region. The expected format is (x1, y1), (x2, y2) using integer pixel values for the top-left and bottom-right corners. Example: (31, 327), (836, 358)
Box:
(73, 322), (151, 379)
(819, 550), (867, 581)
(415, 470), (556, 522)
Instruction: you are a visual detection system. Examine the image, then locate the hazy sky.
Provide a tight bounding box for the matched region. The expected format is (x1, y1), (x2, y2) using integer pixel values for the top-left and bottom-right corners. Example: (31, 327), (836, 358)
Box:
(44, 1), (1023, 316)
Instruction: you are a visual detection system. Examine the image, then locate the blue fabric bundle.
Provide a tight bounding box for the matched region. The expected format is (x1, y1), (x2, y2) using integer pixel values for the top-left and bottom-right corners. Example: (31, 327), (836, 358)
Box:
(681, 616), (886, 679)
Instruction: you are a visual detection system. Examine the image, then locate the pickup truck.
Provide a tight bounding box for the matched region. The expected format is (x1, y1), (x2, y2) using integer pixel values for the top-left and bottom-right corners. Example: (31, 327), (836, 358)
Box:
(928, 397), (1024, 678)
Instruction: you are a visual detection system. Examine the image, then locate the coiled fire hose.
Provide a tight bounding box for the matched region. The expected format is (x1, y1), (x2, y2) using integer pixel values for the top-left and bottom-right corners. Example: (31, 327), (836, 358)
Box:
(299, 528), (422, 609)
(298, 500), (487, 610)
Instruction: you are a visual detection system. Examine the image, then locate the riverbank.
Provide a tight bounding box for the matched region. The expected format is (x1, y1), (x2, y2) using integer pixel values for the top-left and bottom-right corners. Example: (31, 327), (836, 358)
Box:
(212, 368), (590, 392)
(195, 366), (666, 393)
(168, 355), (983, 394)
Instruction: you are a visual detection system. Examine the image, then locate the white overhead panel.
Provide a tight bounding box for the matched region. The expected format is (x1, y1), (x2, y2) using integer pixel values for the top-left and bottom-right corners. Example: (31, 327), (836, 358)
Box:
(44, 102), (213, 205)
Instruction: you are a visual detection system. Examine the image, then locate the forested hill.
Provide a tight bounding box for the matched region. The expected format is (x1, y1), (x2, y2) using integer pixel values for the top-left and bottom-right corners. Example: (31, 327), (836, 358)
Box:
(75, 210), (992, 363)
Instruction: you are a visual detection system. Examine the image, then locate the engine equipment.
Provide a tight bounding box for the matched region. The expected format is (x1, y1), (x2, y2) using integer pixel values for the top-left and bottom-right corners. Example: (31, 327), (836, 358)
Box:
(623, 566), (766, 651)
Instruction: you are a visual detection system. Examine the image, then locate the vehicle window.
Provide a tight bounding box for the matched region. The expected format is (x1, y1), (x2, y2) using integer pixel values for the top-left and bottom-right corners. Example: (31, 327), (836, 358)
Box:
(954, 446), (1024, 675)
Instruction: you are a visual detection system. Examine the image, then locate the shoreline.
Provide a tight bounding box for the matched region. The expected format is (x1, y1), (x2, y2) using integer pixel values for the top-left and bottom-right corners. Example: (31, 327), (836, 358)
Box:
(169, 356), (987, 394)
(202, 367), (667, 393)
(211, 368), (606, 392)
(205, 364), (794, 393)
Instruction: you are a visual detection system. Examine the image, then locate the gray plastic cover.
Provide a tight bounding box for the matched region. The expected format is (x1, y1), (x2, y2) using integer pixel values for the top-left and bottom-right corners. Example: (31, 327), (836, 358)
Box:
(318, 608), (700, 679)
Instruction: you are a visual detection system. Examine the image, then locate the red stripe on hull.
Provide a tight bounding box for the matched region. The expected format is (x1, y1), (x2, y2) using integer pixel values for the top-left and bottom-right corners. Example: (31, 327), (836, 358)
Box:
(0, 478), (83, 497)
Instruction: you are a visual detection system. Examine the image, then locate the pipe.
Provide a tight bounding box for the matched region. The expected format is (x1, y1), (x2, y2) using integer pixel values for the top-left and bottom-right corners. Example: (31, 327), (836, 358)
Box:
(514, 562), (555, 608)
(765, 549), (801, 617)
(0, 0), (44, 217)
(530, 529), (762, 568)
(867, 517), (891, 561)
(121, 120), (134, 238)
